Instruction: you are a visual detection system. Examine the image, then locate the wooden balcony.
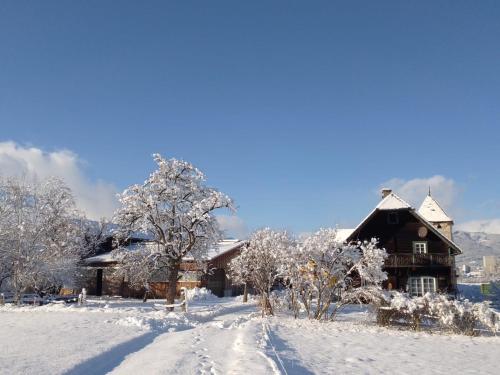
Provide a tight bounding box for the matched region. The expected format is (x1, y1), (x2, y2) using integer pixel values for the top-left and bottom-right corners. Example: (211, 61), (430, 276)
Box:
(385, 253), (453, 267)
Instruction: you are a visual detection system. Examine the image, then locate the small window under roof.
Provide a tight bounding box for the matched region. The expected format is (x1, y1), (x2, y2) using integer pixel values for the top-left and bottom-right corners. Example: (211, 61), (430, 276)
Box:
(387, 211), (399, 225)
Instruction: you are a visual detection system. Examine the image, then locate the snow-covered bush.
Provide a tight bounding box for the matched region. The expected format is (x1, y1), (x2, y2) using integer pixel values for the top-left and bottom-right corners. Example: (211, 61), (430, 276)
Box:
(185, 287), (217, 302)
(268, 289), (289, 313)
(283, 229), (387, 321)
(228, 228), (294, 316)
(380, 292), (429, 330)
(381, 292), (500, 335)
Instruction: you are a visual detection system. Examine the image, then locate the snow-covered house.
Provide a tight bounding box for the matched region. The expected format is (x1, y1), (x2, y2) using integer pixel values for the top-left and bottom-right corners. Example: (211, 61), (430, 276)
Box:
(343, 189), (462, 296)
(83, 239), (246, 298)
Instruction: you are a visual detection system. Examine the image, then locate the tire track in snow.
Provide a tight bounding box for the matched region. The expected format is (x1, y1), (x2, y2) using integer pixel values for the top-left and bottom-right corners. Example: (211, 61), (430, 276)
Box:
(260, 319), (315, 375)
(260, 321), (287, 375)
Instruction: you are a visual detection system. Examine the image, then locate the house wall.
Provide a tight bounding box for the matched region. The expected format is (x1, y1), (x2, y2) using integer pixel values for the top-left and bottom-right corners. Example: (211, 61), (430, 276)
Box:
(385, 267), (454, 293)
(355, 211), (449, 254)
(432, 221), (453, 241)
(353, 210), (457, 293)
(206, 247), (244, 297)
(82, 245), (245, 298)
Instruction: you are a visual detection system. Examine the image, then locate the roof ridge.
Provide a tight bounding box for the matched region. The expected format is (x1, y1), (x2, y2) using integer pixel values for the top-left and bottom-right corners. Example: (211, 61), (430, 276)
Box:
(375, 192), (412, 210)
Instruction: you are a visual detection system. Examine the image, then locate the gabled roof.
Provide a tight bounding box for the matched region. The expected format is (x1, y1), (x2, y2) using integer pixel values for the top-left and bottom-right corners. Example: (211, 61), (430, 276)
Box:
(83, 239), (246, 265)
(418, 194), (453, 223)
(350, 192), (413, 237)
(205, 239), (246, 260)
(347, 192), (462, 255)
(376, 192), (412, 210)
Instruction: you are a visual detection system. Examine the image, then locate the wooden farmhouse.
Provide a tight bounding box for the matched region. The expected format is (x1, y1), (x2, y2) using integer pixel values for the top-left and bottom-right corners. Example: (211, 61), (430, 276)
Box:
(342, 189), (462, 296)
(82, 239), (246, 298)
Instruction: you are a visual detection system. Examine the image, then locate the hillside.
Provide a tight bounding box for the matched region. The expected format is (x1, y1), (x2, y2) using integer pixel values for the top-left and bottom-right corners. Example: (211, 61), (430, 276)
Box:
(453, 231), (500, 267)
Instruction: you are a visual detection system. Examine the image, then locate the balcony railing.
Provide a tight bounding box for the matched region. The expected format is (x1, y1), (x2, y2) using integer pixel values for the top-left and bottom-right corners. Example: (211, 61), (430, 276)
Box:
(385, 253), (452, 267)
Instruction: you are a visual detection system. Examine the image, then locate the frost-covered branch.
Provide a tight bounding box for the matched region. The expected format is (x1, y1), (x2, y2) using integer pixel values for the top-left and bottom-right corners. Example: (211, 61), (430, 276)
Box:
(229, 228), (294, 315)
(283, 229), (387, 320)
(0, 177), (88, 300)
(113, 154), (234, 307)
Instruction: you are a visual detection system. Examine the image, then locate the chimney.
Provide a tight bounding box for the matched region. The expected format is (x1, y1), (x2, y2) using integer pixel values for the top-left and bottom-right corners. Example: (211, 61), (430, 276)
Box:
(381, 188), (392, 199)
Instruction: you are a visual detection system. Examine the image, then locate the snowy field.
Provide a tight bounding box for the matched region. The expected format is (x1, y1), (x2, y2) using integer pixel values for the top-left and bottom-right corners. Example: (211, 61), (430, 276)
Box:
(0, 295), (499, 375)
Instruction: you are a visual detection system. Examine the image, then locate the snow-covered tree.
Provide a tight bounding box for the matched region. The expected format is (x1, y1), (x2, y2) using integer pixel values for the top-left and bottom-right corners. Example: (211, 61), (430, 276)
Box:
(285, 229), (387, 320)
(0, 177), (87, 300)
(228, 242), (252, 302)
(81, 219), (110, 258)
(113, 154), (234, 308)
(114, 241), (159, 302)
(280, 243), (308, 318)
(229, 228), (294, 315)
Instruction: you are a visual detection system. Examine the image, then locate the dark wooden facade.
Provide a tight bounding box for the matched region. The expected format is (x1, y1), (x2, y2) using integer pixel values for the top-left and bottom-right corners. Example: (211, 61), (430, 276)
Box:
(348, 209), (459, 294)
(205, 246), (245, 297)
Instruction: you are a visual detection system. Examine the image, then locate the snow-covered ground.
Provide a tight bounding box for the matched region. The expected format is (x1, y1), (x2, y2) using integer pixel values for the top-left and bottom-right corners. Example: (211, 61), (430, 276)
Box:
(0, 296), (498, 375)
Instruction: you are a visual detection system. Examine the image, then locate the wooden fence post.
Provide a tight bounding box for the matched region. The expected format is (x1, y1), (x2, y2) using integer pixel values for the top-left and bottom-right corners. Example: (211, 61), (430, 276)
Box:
(181, 287), (188, 313)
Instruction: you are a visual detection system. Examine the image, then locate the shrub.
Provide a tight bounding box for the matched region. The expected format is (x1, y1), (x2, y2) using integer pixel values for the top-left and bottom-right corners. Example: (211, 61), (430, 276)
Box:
(379, 292), (500, 336)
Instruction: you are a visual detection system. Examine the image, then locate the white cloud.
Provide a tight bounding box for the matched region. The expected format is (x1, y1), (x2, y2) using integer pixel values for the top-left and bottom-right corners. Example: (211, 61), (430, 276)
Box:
(455, 219), (500, 234)
(216, 215), (248, 239)
(379, 175), (459, 211)
(0, 141), (118, 220)
(379, 175), (500, 234)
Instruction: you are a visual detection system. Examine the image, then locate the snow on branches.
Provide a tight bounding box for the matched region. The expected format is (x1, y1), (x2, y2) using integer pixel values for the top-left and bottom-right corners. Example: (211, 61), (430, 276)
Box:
(0, 177), (87, 299)
(113, 241), (160, 302)
(284, 228), (388, 320)
(113, 154), (234, 306)
(385, 292), (500, 335)
(229, 227), (387, 319)
(229, 228), (294, 316)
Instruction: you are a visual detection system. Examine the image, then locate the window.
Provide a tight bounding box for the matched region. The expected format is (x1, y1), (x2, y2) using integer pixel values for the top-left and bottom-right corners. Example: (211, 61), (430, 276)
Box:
(413, 241), (427, 254)
(408, 277), (436, 296)
(409, 278), (422, 296)
(387, 212), (399, 224)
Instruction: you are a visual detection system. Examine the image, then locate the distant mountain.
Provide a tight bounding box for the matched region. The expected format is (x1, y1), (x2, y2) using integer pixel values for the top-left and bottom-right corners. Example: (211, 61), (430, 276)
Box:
(453, 230), (500, 266)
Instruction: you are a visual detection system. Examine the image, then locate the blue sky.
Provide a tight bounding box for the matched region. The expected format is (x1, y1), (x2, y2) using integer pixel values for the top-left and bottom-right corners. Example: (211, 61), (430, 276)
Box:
(1, 1), (500, 235)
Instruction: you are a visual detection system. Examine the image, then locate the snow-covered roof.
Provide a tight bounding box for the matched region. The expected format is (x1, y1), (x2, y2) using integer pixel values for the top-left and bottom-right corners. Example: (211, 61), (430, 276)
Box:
(348, 193), (412, 237)
(418, 194), (453, 223)
(83, 253), (116, 264)
(376, 192), (412, 210)
(205, 239), (245, 260)
(335, 229), (354, 243)
(345, 192), (462, 255)
(84, 239), (245, 265)
(83, 241), (159, 264)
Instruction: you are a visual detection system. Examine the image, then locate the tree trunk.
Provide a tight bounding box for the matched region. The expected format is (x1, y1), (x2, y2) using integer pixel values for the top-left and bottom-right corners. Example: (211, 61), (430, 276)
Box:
(243, 283), (248, 303)
(142, 283), (150, 303)
(261, 291), (273, 316)
(290, 290), (299, 319)
(166, 262), (180, 311)
(13, 274), (22, 306)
